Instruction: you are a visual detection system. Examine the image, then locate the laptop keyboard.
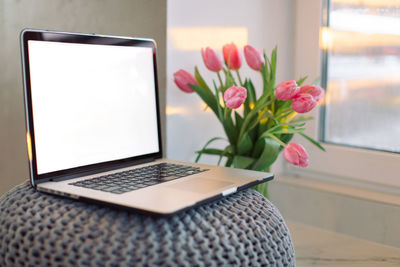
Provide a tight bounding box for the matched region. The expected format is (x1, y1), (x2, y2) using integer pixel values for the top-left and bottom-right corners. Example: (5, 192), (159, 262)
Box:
(69, 163), (209, 194)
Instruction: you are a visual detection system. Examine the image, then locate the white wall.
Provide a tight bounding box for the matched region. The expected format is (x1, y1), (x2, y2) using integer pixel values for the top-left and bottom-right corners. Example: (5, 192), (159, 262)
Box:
(166, 0), (295, 171)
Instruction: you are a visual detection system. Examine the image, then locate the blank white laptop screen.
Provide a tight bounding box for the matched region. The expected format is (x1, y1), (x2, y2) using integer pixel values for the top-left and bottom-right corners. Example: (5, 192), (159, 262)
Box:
(28, 40), (160, 175)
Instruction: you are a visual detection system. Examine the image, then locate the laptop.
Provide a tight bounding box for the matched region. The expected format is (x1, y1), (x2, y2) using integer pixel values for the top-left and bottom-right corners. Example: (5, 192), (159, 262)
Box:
(20, 29), (273, 215)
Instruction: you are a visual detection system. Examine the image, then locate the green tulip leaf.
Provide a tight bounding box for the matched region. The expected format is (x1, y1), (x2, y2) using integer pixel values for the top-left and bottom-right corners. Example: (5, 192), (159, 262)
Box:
(243, 79), (257, 117)
(193, 69), (237, 145)
(225, 157), (234, 167)
(299, 132), (326, 152)
(285, 122), (306, 127)
(224, 69), (236, 89)
(221, 113), (237, 145)
(235, 112), (244, 130)
(213, 81), (223, 121)
(258, 123), (300, 139)
(262, 51), (270, 90)
(252, 138), (264, 158)
(237, 133), (253, 155)
(290, 115), (314, 123)
(246, 119), (262, 135)
(297, 76), (308, 86)
(233, 155), (256, 169)
(270, 127), (305, 135)
(247, 79), (257, 105)
(194, 66), (210, 91)
(269, 46), (277, 89)
(195, 148), (225, 156)
(277, 110), (294, 122)
(192, 67), (220, 115)
(252, 137), (281, 171)
(280, 133), (294, 145)
(217, 145), (234, 166)
(190, 84), (219, 116)
(246, 108), (275, 135)
(254, 93), (271, 111)
(274, 99), (287, 111)
(195, 137), (226, 163)
(259, 107), (276, 122)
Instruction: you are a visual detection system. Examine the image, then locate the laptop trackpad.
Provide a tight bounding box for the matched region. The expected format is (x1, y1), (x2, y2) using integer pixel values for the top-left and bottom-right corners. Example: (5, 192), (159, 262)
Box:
(170, 179), (233, 194)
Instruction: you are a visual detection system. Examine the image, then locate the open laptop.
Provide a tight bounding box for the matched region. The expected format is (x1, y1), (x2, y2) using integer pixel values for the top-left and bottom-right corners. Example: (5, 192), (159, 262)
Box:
(20, 29), (273, 215)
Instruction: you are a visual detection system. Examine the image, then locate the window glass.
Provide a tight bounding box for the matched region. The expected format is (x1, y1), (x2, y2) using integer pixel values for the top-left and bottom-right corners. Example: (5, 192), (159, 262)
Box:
(322, 0), (400, 153)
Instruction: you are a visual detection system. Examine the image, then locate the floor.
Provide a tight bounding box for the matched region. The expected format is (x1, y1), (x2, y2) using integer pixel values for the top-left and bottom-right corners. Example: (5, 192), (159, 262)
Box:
(287, 221), (400, 267)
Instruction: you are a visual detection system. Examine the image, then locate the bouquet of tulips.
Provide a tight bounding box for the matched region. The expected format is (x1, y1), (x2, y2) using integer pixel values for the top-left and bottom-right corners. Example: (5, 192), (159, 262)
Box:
(173, 43), (325, 196)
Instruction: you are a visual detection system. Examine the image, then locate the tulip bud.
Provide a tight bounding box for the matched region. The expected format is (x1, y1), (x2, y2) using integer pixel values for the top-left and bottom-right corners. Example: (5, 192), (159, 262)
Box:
(275, 80), (299, 101)
(291, 93), (317, 113)
(244, 45), (264, 71)
(201, 47), (223, 72)
(299, 85), (325, 103)
(222, 43), (242, 70)
(173, 69), (197, 93)
(283, 142), (309, 167)
(224, 86), (247, 109)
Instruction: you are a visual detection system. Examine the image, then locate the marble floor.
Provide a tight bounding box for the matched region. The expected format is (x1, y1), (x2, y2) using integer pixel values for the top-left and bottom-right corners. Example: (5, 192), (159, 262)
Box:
(287, 221), (400, 267)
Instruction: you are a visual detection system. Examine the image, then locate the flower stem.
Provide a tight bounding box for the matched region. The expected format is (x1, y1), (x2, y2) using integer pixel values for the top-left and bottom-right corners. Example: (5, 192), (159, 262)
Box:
(217, 72), (224, 89)
(261, 71), (267, 93)
(270, 101), (274, 116)
(213, 81), (224, 121)
(268, 133), (287, 147)
(224, 107), (228, 120)
(235, 70), (243, 86)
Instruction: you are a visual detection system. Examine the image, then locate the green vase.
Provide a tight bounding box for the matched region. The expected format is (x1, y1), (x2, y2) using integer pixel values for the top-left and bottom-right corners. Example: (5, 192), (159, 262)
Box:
(232, 158), (272, 199)
(253, 181), (270, 199)
(251, 166), (270, 199)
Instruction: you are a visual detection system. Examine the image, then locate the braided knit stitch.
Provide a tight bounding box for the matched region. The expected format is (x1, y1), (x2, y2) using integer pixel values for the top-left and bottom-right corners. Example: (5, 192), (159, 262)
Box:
(0, 182), (295, 266)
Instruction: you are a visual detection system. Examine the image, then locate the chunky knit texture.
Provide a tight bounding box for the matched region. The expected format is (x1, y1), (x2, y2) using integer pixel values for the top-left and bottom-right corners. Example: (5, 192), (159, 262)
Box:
(0, 182), (295, 266)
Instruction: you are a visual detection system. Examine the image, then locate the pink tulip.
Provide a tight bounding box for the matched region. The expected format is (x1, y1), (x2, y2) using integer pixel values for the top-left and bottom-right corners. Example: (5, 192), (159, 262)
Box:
(201, 47), (223, 72)
(299, 85), (325, 103)
(244, 45), (264, 71)
(222, 43), (242, 70)
(224, 86), (247, 109)
(275, 80), (299, 101)
(291, 93), (317, 113)
(173, 69), (197, 93)
(283, 142), (309, 167)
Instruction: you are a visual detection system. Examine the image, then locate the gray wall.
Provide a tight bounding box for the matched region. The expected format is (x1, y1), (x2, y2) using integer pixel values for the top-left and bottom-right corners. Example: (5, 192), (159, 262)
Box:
(0, 0), (167, 196)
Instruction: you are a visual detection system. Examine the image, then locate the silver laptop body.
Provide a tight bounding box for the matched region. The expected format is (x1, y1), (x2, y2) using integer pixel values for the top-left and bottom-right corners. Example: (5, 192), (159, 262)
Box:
(20, 29), (273, 215)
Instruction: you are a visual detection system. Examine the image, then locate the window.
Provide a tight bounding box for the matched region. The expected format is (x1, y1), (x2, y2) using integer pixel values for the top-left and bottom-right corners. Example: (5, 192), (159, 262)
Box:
(288, 0), (400, 191)
(321, 0), (400, 153)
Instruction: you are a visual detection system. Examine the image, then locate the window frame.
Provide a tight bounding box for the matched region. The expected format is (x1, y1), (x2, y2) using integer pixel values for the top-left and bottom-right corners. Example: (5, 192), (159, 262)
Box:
(285, 0), (400, 193)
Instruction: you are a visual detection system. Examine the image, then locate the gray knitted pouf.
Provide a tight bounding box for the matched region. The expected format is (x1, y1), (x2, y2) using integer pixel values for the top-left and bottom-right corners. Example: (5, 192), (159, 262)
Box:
(0, 182), (295, 266)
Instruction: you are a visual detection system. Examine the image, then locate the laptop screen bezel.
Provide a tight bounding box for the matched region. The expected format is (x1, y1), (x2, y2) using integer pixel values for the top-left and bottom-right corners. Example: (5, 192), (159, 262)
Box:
(20, 29), (163, 185)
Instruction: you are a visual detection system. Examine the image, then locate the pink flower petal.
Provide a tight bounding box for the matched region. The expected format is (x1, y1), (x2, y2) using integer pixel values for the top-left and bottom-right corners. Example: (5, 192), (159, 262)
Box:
(224, 86), (247, 109)
(173, 69), (197, 93)
(275, 80), (299, 101)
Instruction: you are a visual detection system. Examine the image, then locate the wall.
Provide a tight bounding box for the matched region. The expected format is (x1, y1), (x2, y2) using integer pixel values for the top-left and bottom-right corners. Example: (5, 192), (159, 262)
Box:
(0, 0), (166, 196)
(270, 176), (400, 248)
(166, 0), (294, 171)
